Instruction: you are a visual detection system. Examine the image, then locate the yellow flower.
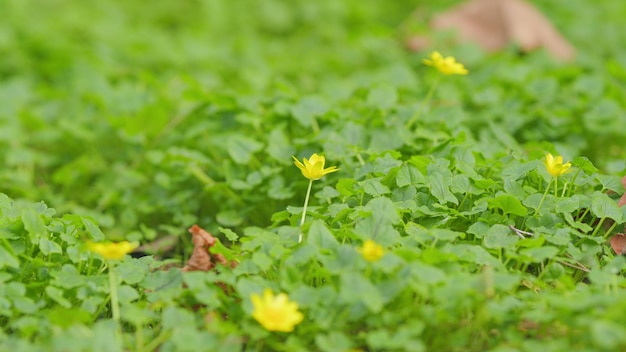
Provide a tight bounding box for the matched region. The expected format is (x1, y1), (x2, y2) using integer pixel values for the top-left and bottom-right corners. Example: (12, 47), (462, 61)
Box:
(543, 153), (572, 177)
(251, 289), (304, 332)
(87, 241), (139, 260)
(423, 51), (468, 75)
(292, 153), (339, 181)
(358, 240), (384, 262)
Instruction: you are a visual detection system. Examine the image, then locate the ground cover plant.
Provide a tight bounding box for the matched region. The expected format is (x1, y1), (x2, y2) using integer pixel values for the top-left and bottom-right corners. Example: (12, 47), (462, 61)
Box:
(2, 0), (626, 351)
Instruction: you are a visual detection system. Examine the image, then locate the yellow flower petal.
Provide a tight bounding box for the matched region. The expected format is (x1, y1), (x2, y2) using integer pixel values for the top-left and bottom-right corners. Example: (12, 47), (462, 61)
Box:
(293, 153), (339, 181)
(251, 289), (304, 332)
(358, 240), (384, 262)
(543, 153), (573, 177)
(87, 241), (139, 260)
(423, 51), (468, 75)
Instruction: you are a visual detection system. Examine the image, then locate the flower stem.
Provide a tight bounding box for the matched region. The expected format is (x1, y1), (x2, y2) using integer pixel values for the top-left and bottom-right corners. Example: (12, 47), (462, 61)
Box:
(108, 263), (123, 349)
(405, 75), (440, 130)
(109, 265), (120, 321)
(298, 180), (313, 243)
(554, 177), (559, 198)
(561, 182), (569, 197)
(536, 178), (553, 216)
(591, 217), (606, 237)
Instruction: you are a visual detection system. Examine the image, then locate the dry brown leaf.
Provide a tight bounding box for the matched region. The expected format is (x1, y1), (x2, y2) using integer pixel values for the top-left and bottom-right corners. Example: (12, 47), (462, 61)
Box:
(182, 224), (220, 272)
(607, 176), (626, 255)
(610, 234), (626, 255)
(409, 0), (575, 60)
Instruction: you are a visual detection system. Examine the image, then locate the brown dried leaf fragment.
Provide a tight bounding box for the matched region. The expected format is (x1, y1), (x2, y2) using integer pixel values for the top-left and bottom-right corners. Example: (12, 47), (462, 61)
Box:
(182, 224), (219, 272)
(610, 234), (626, 255)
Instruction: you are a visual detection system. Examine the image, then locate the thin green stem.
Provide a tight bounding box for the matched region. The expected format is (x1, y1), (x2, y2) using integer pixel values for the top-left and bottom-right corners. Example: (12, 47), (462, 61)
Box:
(554, 177), (559, 198)
(141, 329), (173, 352)
(108, 263), (123, 349)
(577, 207), (591, 222)
(591, 217), (606, 237)
(535, 178), (553, 215)
(108, 266), (120, 321)
(136, 324), (144, 352)
(107, 261), (123, 349)
(604, 220), (619, 238)
(405, 75), (440, 130)
(298, 179), (314, 243)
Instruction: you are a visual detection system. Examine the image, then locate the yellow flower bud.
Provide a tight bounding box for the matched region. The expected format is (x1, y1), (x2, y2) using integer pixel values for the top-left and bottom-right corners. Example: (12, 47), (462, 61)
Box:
(543, 153), (572, 177)
(292, 153), (339, 181)
(87, 241), (139, 260)
(423, 51), (468, 75)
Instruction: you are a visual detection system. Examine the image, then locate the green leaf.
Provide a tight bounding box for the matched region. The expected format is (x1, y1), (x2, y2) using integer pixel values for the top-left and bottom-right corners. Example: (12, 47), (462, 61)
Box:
(563, 212), (593, 233)
(396, 164), (426, 188)
(0, 246), (19, 269)
(291, 95), (328, 126)
(266, 126), (295, 163)
(82, 218), (105, 241)
(117, 285), (139, 303)
(22, 207), (47, 243)
(409, 262), (447, 285)
(316, 332), (354, 352)
(45, 286), (72, 308)
(227, 135), (264, 164)
(52, 264), (85, 289)
(590, 192), (622, 221)
(591, 320), (626, 349)
(596, 174), (623, 193)
(216, 210), (243, 227)
(572, 156), (598, 174)
(483, 224), (518, 250)
(339, 272), (383, 313)
(307, 220), (339, 250)
(429, 229), (463, 242)
(162, 306), (196, 330)
(219, 227), (239, 242)
(115, 261), (147, 285)
(445, 244), (502, 267)
(584, 99), (624, 133)
(39, 238), (63, 255)
(251, 252), (273, 271)
(467, 222), (490, 239)
(336, 178), (357, 197)
(360, 178), (391, 197)
(519, 246), (559, 263)
(429, 173), (458, 205)
(366, 86), (397, 110)
(488, 194), (528, 216)
(555, 198), (580, 213)
(365, 197), (400, 225)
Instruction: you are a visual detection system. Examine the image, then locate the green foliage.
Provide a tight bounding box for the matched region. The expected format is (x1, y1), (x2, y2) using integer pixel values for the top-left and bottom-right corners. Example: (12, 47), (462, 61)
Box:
(2, 0), (626, 350)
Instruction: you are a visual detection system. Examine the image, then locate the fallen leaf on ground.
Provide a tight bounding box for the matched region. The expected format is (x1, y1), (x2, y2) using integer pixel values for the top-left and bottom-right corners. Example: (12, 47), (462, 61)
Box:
(407, 0), (575, 60)
(610, 234), (626, 255)
(182, 224), (231, 272)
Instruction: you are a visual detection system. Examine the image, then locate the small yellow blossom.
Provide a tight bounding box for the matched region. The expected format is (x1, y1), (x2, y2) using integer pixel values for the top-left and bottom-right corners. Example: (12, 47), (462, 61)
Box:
(423, 51), (468, 75)
(251, 289), (304, 332)
(292, 153), (339, 181)
(358, 240), (384, 262)
(87, 241), (139, 260)
(543, 153), (572, 177)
